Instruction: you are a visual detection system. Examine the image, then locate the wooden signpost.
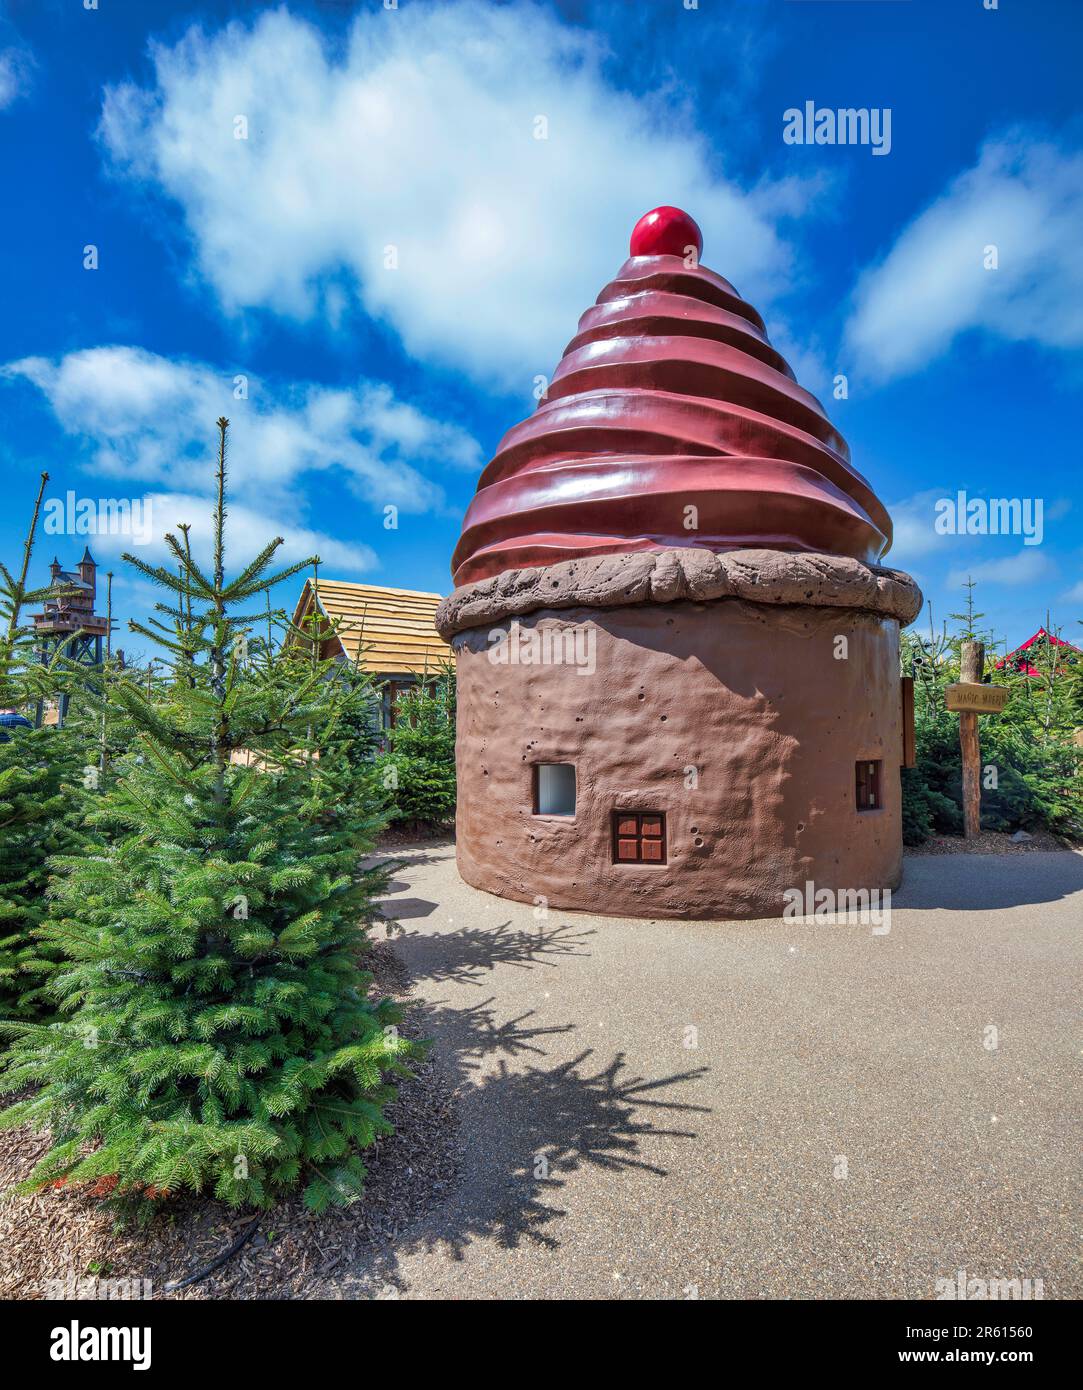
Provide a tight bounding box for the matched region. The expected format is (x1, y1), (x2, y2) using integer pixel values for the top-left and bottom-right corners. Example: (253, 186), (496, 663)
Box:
(945, 639), (1010, 839)
(944, 683), (1010, 714)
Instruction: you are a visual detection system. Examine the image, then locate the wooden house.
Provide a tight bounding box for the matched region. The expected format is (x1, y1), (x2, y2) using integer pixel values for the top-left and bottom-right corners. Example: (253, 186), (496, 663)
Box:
(290, 579), (449, 728)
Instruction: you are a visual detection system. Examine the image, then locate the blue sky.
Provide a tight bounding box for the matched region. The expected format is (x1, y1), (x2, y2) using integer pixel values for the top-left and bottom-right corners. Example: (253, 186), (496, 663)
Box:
(1, 0), (1080, 659)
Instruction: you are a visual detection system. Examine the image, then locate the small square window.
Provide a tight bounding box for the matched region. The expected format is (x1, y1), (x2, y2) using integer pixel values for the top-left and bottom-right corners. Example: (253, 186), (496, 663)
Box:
(855, 760), (882, 812)
(612, 811), (667, 864)
(535, 763), (576, 816)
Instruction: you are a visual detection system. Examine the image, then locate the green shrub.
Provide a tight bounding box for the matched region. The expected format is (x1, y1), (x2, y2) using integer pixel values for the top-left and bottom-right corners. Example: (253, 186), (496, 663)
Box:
(378, 673), (456, 831)
(901, 607), (1083, 843)
(901, 763), (961, 844)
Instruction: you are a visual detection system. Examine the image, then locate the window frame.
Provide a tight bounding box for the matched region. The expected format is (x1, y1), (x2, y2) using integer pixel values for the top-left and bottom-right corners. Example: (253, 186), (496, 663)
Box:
(532, 762), (577, 817)
(855, 759), (883, 812)
(611, 810), (667, 864)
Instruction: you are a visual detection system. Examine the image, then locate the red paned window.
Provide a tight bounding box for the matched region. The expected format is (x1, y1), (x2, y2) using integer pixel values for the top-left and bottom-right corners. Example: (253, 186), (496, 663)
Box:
(612, 811), (666, 864)
(855, 760), (882, 811)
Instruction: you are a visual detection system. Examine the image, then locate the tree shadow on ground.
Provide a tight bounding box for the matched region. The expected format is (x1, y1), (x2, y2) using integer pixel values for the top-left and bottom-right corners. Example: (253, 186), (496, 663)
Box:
(385, 918), (595, 987)
(431, 995), (578, 1067)
(378, 896), (439, 922)
(340, 995), (710, 1295)
(361, 841), (455, 876)
(897, 849), (1083, 912)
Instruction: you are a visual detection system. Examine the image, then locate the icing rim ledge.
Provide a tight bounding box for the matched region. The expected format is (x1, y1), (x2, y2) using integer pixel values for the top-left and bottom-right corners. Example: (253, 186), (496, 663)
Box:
(435, 546), (923, 639)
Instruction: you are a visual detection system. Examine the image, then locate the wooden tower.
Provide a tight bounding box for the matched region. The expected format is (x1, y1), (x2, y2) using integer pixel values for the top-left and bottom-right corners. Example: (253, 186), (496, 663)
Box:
(34, 547), (110, 724)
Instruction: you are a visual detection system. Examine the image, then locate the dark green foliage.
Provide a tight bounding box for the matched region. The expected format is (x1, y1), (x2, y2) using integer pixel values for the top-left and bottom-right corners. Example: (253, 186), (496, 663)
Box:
(378, 670), (456, 830)
(0, 473), (93, 1020)
(979, 718), (1083, 833)
(326, 662), (385, 770)
(0, 422), (417, 1215)
(0, 726), (88, 1018)
(900, 596), (1083, 843)
(901, 760), (962, 845)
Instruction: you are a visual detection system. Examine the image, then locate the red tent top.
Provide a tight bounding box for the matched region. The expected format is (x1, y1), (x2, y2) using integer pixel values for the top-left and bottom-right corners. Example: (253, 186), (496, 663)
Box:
(996, 627), (1082, 678)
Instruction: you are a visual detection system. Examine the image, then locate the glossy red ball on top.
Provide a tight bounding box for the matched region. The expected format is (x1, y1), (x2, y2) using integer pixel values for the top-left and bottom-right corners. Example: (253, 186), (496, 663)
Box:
(629, 206), (703, 259)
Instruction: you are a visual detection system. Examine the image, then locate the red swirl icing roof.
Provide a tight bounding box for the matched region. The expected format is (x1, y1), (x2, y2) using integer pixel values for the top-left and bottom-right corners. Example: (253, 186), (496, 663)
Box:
(451, 208), (893, 587)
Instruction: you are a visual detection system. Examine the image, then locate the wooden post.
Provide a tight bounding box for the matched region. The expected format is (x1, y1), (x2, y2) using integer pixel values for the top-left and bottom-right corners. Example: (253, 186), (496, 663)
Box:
(958, 639), (984, 839)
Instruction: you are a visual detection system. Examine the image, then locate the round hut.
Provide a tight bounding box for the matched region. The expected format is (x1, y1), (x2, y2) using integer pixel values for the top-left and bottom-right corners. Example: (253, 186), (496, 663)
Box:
(436, 207), (922, 919)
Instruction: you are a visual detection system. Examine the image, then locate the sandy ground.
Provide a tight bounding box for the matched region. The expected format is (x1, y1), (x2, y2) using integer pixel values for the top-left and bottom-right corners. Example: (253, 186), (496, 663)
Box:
(336, 839), (1082, 1300)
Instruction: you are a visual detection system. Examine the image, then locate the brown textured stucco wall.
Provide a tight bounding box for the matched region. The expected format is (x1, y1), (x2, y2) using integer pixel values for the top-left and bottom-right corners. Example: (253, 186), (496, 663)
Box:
(453, 597), (903, 919)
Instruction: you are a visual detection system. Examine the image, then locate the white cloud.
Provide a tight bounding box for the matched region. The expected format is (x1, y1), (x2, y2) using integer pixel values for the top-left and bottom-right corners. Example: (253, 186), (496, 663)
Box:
(4, 345), (477, 506)
(97, 2), (810, 389)
(0, 45), (32, 109)
(946, 550), (1053, 589)
(886, 488), (955, 562)
(121, 491), (376, 575)
(845, 132), (1083, 381)
(44, 492), (376, 576)
(4, 345), (481, 577)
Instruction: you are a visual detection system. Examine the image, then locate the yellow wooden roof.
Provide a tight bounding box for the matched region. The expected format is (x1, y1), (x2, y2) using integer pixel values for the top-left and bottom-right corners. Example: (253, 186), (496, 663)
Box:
(292, 578), (449, 677)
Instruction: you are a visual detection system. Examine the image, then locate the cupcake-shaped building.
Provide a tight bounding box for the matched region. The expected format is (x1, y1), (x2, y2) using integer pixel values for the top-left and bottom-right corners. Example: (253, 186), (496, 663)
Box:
(436, 208), (921, 919)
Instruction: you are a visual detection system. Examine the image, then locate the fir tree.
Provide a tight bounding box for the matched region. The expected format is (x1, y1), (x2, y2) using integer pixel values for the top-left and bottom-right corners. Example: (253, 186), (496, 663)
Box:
(0, 474), (90, 1020)
(901, 586), (1083, 841)
(0, 421), (416, 1214)
(948, 576), (988, 645)
(378, 667), (456, 830)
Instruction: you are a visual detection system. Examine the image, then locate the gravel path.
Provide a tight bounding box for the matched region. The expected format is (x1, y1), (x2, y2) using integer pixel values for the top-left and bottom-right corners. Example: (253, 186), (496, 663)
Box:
(339, 842), (1082, 1300)
(5, 844), (1077, 1301)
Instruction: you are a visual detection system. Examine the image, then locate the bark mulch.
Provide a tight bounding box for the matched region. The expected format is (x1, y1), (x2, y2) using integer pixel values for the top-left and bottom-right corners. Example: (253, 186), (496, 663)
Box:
(0, 942), (459, 1301)
(905, 827), (1077, 855)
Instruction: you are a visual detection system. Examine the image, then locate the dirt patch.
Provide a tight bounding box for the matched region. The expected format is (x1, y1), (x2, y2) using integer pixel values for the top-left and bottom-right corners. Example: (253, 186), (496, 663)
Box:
(378, 826), (453, 849)
(905, 827), (1077, 855)
(0, 941), (459, 1301)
